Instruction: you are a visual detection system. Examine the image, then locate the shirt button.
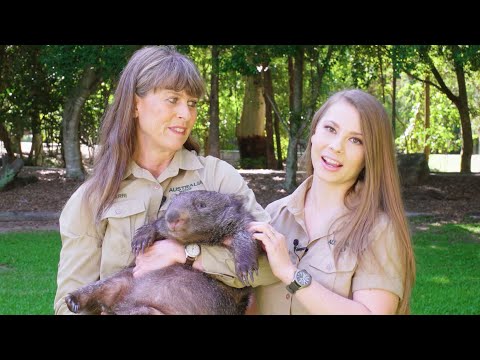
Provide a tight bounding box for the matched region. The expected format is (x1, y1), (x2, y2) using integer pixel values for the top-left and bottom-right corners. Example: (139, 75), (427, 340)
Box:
(153, 185), (161, 190)
(326, 263), (333, 271)
(115, 208), (122, 215)
(286, 293), (291, 300)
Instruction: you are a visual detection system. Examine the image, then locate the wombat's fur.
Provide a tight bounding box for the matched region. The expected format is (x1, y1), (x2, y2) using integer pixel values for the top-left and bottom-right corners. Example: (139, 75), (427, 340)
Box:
(65, 190), (262, 315)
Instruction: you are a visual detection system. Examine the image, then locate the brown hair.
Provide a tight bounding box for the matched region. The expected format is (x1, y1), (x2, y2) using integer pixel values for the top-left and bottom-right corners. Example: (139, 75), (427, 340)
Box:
(303, 89), (415, 314)
(84, 45), (205, 223)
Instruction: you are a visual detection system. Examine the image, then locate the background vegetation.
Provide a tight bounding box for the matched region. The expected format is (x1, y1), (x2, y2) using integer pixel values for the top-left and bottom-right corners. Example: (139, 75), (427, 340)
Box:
(1, 45), (479, 192)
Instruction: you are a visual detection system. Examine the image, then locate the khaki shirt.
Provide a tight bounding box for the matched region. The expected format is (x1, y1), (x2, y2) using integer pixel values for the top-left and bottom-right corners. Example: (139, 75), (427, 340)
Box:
(202, 176), (405, 315)
(54, 148), (270, 315)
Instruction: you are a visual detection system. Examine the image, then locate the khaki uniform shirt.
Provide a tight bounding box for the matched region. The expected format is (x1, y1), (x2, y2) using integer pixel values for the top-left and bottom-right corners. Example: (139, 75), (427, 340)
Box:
(54, 148), (270, 315)
(202, 176), (405, 315)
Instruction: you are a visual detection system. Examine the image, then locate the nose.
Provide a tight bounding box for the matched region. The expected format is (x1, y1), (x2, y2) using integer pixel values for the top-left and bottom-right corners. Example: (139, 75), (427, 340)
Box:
(176, 102), (192, 120)
(329, 139), (343, 153)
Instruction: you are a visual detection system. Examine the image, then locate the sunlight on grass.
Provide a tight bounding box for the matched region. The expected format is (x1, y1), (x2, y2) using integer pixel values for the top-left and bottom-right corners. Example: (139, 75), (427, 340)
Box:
(429, 276), (451, 285)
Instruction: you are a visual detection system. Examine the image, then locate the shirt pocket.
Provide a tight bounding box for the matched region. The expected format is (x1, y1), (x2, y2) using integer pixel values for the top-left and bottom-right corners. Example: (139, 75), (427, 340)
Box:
(101, 199), (146, 258)
(307, 242), (357, 297)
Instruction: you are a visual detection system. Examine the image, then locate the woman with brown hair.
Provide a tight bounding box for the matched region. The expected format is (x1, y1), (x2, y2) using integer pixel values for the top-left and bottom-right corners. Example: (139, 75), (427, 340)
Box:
(53, 45), (269, 315)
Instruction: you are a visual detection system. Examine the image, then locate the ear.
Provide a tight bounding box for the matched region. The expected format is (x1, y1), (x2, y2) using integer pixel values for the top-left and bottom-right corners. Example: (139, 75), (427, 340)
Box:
(134, 95), (140, 118)
(229, 194), (246, 211)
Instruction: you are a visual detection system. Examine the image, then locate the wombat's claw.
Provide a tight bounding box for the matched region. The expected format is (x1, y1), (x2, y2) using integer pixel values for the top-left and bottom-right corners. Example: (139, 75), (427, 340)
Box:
(131, 239), (151, 256)
(65, 294), (80, 313)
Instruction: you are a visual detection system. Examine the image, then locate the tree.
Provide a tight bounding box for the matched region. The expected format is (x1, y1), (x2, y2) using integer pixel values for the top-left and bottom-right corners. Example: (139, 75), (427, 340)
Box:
(402, 45), (480, 172)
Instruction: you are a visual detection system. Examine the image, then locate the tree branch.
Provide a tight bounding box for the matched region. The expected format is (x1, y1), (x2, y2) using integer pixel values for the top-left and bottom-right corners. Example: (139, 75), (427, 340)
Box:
(264, 92), (289, 130)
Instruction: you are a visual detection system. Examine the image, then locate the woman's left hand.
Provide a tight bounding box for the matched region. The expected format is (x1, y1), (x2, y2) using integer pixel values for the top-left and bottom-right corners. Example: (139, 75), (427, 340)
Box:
(249, 222), (296, 284)
(133, 239), (184, 278)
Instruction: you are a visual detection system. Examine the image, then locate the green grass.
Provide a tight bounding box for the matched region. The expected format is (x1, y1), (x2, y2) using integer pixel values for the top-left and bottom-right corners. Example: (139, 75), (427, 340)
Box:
(0, 223), (479, 314)
(411, 221), (480, 314)
(0, 231), (61, 315)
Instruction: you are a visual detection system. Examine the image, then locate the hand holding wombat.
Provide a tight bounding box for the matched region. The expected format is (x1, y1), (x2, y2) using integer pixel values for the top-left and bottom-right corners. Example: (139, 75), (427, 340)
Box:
(65, 190), (262, 315)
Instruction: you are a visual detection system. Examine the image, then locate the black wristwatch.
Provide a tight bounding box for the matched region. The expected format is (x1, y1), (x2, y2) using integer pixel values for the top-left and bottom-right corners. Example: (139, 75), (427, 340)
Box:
(286, 269), (312, 294)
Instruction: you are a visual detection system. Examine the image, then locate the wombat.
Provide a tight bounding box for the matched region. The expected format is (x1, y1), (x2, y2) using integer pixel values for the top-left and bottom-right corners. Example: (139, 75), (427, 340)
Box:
(64, 190), (262, 315)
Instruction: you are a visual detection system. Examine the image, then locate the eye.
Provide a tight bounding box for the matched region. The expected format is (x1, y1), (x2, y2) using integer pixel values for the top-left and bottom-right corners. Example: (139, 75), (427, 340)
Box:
(324, 125), (336, 133)
(167, 97), (178, 104)
(187, 100), (198, 108)
(197, 201), (207, 209)
(350, 137), (363, 145)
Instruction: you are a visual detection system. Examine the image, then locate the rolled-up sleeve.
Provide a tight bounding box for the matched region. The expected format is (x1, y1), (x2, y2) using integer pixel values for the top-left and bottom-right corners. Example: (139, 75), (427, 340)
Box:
(352, 217), (404, 299)
(54, 185), (105, 315)
(201, 245), (279, 288)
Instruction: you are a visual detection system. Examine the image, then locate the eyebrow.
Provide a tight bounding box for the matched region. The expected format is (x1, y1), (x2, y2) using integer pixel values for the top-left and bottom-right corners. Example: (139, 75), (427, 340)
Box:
(324, 120), (363, 136)
(164, 90), (198, 100)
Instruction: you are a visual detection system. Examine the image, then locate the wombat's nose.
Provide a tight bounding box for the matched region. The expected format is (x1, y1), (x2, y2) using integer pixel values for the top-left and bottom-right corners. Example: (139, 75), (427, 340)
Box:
(166, 210), (188, 232)
(167, 219), (186, 232)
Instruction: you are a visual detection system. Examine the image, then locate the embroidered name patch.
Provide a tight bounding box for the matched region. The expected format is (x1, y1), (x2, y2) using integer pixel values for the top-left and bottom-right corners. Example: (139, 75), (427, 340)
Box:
(169, 181), (202, 193)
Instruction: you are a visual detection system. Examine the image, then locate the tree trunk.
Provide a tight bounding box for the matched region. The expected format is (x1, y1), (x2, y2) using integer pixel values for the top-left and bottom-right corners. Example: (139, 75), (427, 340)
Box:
(285, 47), (304, 192)
(63, 67), (101, 180)
(263, 64), (277, 169)
(0, 123), (14, 159)
(237, 73), (266, 168)
(0, 155), (23, 190)
(391, 47), (397, 134)
(207, 45), (220, 158)
(424, 76), (430, 162)
(424, 46), (473, 173)
(31, 133), (44, 166)
(453, 58), (473, 173)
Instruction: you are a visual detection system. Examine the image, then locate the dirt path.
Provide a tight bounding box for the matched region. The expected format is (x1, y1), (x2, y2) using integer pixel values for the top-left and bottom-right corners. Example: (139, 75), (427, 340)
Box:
(1, 167), (479, 233)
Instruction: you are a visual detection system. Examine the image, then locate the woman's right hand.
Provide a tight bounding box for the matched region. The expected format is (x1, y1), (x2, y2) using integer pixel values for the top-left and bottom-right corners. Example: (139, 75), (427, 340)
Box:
(133, 239), (184, 278)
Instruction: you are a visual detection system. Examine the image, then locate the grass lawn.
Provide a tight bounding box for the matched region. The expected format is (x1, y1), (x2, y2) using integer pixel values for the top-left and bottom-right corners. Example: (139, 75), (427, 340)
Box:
(410, 219), (480, 314)
(0, 231), (60, 315)
(0, 222), (479, 315)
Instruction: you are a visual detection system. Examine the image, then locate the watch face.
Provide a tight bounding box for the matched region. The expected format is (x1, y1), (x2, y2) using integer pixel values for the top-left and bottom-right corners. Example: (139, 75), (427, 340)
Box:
(295, 270), (312, 287)
(185, 243), (201, 257)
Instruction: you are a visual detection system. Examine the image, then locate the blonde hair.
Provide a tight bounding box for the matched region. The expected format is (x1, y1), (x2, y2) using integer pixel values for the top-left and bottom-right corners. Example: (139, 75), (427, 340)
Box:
(84, 46), (205, 223)
(303, 89), (415, 314)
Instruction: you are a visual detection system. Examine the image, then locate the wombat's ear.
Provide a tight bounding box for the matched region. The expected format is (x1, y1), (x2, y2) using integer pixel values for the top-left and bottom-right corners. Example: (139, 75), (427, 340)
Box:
(229, 194), (246, 210)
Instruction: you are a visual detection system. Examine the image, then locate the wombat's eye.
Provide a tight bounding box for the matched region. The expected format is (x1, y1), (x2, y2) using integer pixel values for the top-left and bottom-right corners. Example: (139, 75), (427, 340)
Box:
(198, 202), (207, 209)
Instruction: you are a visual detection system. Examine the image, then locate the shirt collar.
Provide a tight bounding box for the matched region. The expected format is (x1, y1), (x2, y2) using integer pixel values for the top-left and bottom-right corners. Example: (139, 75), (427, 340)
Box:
(123, 148), (204, 181)
(285, 175), (314, 216)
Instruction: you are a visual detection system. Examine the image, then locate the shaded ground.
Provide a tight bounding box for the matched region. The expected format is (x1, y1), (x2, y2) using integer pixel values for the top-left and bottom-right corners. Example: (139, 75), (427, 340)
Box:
(1, 167), (479, 232)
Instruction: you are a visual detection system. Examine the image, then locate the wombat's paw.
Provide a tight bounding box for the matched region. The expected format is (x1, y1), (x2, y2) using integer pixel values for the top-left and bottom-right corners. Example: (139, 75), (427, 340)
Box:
(65, 294), (80, 313)
(132, 226), (155, 256)
(235, 259), (258, 286)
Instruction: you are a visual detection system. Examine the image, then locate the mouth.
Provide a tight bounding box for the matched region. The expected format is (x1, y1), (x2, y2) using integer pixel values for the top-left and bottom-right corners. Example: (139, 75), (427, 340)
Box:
(168, 126), (187, 135)
(321, 155), (343, 170)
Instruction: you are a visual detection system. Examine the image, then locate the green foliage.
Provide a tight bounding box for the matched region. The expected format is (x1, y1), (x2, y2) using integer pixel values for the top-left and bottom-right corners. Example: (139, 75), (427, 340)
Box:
(0, 231), (60, 315)
(395, 74), (462, 154)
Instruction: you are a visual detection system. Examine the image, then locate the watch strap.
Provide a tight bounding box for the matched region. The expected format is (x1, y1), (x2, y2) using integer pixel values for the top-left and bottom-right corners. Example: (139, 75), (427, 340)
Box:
(286, 281), (301, 294)
(185, 255), (195, 267)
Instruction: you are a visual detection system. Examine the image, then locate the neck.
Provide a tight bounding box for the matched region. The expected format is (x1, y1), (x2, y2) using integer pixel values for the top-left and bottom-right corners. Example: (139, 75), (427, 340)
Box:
(133, 145), (177, 178)
(306, 175), (354, 213)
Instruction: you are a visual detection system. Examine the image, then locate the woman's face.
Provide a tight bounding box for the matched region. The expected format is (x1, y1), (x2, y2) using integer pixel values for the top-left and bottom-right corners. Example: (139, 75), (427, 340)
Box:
(311, 100), (365, 188)
(135, 88), (199, 153)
